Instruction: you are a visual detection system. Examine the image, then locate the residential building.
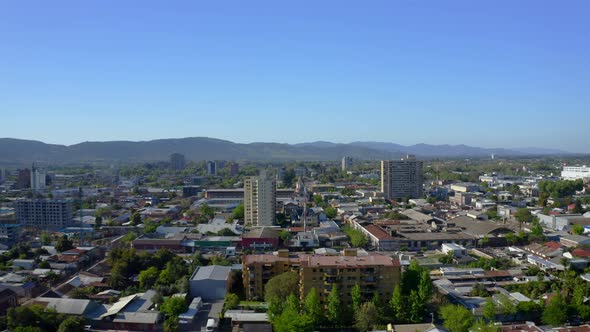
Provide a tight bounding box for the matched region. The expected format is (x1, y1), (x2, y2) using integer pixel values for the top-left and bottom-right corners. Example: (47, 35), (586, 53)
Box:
(31, 164), (46, 191)
(229, 162), (240, 176)
(341, 156), (353, 171)
(450, 182), (479, 193)
(441, 243), (467, 257)
(189, 265), (232, 300)
(243, 250), (401, 305)
(244, 174), (276, 226)
(15, 199), (73, 230)
(17, 169), (31, 189)
(0, 223), (21, 246)
(381, 155), (424, 200)
(170, 153), (186, 170)
(207, 161), (217, 176)
(241, 227), (280, 251)
(562, 165), (590, 180)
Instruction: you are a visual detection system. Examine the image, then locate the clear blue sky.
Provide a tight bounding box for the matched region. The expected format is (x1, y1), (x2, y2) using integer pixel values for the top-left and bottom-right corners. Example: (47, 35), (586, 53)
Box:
(1, 1), (589, 152)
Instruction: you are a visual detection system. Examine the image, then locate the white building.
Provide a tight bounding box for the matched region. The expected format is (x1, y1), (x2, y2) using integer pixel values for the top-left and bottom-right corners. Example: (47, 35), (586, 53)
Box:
(562, 165), (590, 180)
(31, 164), (46, 191)
(244, 174), (276, 226)
(441, 243), (467, 257)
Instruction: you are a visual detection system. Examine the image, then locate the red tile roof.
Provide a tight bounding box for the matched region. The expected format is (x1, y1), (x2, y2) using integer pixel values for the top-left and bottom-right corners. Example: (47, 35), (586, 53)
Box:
(365, 224), (394, 240)
(545, 241), (562, 250)
(572, 248), (590, 258)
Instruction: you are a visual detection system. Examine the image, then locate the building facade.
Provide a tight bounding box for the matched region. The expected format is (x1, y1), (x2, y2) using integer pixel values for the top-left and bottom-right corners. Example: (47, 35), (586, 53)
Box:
(243, 250), (401, 306)
(170, 153), (186, 170)
(244, 175), (276, 226)
(207, 161), (217, 176)
(381, 155), (424, 200)
(341, 156), (353, 171)
(31, 164), (46, 191)
(15, 199), (73, 230)
(562, 165), (590, 180)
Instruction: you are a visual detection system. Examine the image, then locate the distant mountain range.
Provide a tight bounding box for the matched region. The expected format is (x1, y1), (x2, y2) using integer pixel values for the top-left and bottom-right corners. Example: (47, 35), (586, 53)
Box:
(0, 137), (575, 166)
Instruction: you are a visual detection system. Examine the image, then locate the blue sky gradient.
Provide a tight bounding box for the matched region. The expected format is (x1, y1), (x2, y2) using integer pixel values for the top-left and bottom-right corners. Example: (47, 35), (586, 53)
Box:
(1, 1), (589, 152)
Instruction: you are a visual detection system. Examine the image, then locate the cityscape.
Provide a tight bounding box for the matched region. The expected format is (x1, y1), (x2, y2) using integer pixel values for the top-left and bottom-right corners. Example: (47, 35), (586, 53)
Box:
(1, 1), (590, 332)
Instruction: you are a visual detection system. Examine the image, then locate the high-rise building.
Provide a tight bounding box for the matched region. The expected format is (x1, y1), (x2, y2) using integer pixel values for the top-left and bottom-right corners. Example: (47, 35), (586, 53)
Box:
(243, 249), (401, 303)
(31, 164), (46, 191)
(15, 199), (74, 230)
(229, 162), (240, 176)
(244, 173), (276, 226)
(381, 155), (424, 200)
(341, 156), (353, 171)
(207, 161), (217, 176)
(17, 169), (31, 189)
(170, 153), (186, 170)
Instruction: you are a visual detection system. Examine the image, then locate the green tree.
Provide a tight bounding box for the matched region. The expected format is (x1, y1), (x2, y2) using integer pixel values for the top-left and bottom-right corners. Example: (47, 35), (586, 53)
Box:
(163, 317), (179, 332)
(325, 206), (337, 219)
(440, 304), (474, 332)
(94, 215), (103, 229)
(351, 283), (362, 314)
(515, 208), (533, 224)
(199, 203), (215, 219)
(408, 290), (423, 323)
(232, 204), (244, 220)
(139, 266), (159, 290)
(497, 293), (516, 320)
(55, 235), (74, 252)
(390, 285), (406, 323)
(40, 232), (51, 245)
(418, 269), (432, 302)
(131, 211), (142, 225)
(57, 316), (87, 332)
(265, 272), (299, 317)
(283, 169), (297, 188)
(304, 288), (323, 326)
(273, 294), (313, 332)
(483, 297), (496, 322)
(355, 302), (379, 332)
(573, 224), (585, 235)
(161, 297), (188, 317)
(542, 294), (568, 326)
(531, 220), (545, 237)
(224, 293), (240, 311)
(327, 285), (342, 326)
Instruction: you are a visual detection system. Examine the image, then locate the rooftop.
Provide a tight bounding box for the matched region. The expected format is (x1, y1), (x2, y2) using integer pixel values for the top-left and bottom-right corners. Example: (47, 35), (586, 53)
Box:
(190, 265), (232, 281)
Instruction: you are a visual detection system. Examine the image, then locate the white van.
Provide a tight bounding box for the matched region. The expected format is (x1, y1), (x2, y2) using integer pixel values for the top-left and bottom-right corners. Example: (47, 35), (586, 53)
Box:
(206, 318), (217, 331)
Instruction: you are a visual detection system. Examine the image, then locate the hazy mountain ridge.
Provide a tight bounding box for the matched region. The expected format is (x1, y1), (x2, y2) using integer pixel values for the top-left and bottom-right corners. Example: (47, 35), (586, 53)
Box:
(0, 137), (574, 165)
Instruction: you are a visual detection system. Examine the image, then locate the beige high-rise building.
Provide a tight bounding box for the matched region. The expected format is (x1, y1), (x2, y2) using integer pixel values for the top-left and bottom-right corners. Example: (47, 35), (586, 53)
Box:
(244, 174), (276, 226)
(381, 155), (424, 200)
(243, 250), (401, 305)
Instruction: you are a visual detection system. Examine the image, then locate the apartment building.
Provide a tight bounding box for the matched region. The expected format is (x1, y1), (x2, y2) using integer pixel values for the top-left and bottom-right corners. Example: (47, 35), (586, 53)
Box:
(170, 153), (186, 170)
(243, 250), (401, 306)
(381, 155), (424, 200)
(244, 174), (276, 226)
(341, 156), (353, 171)
(561, 165), (590, 180)
(15, 199), (73, 230)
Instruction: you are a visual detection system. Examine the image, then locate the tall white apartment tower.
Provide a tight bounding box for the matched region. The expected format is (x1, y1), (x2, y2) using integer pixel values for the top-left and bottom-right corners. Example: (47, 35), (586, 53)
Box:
(381, 155), (424, 200)
(244, 173), (276, 226)
(31, 163), (46, 191)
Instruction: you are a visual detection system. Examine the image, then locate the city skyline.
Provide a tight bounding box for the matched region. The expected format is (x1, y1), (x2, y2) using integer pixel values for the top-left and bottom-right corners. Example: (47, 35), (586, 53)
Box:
(1, 1), (589, 152)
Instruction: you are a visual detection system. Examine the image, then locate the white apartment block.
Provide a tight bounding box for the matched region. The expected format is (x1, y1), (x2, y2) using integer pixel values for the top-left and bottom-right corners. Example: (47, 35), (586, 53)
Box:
(561, 166), (590, 180)
(244, 175), (276, 226)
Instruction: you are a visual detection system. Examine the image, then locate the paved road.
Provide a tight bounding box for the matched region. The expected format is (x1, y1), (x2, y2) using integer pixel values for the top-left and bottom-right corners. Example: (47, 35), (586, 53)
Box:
(180, 300), (224, 332)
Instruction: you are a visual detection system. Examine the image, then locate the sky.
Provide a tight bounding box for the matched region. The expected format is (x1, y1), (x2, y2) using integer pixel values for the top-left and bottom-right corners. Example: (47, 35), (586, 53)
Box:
(1, 1), (589, 152)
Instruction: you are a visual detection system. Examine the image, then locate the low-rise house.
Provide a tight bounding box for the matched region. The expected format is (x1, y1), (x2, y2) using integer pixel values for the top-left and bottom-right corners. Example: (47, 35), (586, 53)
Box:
(189, 265), (231, 300)
(441, 243), (467, 257)
(12, 259), (36, 270)
(131, 237), (185, 253)
(99, 290), (161, 331)
(241, 228), (279, 251)
(560, 234), (590, 248)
